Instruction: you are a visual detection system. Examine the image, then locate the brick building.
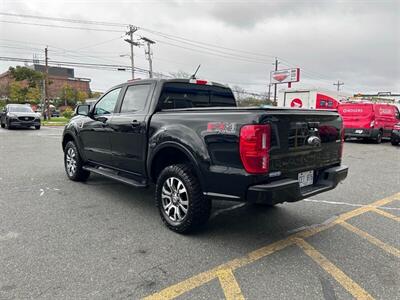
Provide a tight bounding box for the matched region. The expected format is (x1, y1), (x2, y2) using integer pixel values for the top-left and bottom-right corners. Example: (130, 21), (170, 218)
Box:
(0, 64), (91, 99)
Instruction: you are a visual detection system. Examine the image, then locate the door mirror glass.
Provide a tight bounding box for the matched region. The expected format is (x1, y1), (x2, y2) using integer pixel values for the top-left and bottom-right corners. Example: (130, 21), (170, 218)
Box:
(76, 105), (90, 116)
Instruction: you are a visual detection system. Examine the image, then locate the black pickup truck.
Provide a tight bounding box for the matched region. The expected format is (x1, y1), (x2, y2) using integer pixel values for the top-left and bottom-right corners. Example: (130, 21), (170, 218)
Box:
(62, 78), (348, 233)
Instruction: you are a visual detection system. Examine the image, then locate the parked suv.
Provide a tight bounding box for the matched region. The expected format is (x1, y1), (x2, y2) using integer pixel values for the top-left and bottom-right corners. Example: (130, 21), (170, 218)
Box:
(62, 79), (348, 233)
(1, 104), (41, 130)
(338, 102), (400, 143)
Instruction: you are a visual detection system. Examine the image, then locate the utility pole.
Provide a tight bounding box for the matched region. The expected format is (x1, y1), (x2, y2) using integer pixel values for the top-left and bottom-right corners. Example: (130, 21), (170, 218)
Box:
(273, 57), (280, 105)
(141, 37), (156, 78)
(333, 80), (344, 91)
(267, 83), (271, 102)
(124, 25), (139, 79)
(44, 46), (50, 120)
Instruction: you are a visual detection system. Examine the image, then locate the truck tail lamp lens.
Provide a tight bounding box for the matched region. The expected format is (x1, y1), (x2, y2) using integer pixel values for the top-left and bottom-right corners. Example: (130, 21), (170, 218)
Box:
(189, 79), (211, 85)
(239, 124), (271, 174)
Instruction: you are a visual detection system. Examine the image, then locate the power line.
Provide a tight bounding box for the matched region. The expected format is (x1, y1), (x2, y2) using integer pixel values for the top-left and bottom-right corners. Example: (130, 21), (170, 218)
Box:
(0, 20), (124, 33)
(0, 12), (128, 27)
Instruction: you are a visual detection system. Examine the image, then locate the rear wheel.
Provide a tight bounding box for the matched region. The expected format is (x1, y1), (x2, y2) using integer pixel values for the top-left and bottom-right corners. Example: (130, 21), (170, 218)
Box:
(391, 139), (399, 146)
(64, 141), (90, 181)
(374, 130), (383, 144)
(0, 121), (4, 128)
(155, 164), (211, 233)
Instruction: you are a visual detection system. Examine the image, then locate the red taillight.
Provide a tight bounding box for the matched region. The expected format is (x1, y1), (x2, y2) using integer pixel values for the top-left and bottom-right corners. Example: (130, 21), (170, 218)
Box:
(189, 79), (210, 85)
(239, 124), (271, 174)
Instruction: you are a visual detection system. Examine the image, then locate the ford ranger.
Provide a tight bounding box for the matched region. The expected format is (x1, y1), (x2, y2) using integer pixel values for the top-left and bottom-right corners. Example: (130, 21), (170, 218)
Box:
(62, 79), (348, 233)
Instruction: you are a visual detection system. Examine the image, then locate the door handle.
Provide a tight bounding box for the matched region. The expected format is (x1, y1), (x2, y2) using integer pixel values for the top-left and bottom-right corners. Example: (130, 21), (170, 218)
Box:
(131, 120), (140, 127)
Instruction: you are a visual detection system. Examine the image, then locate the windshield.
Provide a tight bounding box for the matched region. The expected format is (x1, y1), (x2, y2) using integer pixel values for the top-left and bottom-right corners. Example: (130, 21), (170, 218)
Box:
(8, 106), (34, 113)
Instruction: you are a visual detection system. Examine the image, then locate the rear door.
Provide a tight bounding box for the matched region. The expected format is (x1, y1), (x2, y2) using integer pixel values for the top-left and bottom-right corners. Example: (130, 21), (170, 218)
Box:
(108, 82), (154, 176)
(338, 103), (373, 129)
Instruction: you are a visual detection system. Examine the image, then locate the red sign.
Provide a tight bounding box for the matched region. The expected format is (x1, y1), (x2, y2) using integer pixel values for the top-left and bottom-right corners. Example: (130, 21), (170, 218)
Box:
(270, 68), (300, 84)
(272, 73), (288, 82)
(290, 98), (303, 108)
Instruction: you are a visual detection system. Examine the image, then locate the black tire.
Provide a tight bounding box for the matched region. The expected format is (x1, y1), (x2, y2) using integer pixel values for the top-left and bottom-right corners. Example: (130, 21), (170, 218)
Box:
(35, 125), (41, 130)
(6, 119), (12, 130)
(391, 139), (399, 146)
(1, 121), (4, 128)
(155, 164), (211, 233)
(374, 130), (383, 144)
(64, 141), (90, 182)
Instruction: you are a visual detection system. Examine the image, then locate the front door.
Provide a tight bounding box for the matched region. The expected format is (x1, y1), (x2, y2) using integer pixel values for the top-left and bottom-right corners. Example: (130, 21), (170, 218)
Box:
(109, 83), (153, 176)
(79, 87), (122, 166)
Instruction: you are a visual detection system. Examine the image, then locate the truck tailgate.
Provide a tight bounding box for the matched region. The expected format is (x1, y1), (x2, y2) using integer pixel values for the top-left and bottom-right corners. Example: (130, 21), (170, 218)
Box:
(264, 110), (342, 175)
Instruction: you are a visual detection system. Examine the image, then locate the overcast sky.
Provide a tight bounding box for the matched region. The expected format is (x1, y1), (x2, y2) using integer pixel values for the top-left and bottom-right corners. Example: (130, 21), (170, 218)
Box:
(0, 0), (399, 95)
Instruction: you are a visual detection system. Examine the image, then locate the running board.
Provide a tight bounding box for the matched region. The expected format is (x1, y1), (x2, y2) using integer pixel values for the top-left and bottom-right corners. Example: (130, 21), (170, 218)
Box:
(83, 165), (147, 188)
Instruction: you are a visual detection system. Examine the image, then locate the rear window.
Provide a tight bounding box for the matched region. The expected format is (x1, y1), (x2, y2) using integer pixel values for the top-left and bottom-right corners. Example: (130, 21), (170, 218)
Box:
(338, 104), (373, 116)
(159, 82), (236, 109)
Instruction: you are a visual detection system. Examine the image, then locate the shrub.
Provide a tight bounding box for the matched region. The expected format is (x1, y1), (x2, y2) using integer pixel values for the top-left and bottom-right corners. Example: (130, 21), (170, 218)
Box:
(62, 107), (74, 119)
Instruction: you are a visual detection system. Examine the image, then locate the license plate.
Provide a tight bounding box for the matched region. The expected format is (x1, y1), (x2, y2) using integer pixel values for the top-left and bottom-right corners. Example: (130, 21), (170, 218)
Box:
(355, 129), (363, 134)
(298, 170), (314, 188)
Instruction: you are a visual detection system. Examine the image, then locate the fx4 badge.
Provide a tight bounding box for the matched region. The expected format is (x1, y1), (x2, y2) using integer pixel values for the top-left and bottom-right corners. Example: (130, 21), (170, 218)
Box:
(307, 135), (321, 147)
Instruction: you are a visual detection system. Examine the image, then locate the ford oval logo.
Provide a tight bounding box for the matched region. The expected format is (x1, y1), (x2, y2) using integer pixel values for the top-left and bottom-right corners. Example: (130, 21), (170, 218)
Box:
(307, 136), (321, 147)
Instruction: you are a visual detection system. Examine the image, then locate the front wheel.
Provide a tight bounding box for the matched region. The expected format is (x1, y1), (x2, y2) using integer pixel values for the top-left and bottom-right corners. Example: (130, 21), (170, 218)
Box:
(64, 141), (90, 181)
(391, 139), (399, 146)
(1, 120), (4, 128)
(35, 125), (41, 130)
(155, 164), (211, 233)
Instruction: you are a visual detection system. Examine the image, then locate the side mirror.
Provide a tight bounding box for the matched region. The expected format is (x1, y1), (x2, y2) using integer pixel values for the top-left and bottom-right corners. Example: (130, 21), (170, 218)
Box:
(76, 105), (90, 116)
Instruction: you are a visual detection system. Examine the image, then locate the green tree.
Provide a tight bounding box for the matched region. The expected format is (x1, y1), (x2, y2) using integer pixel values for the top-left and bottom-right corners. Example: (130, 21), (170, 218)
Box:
(59, 84), (76, 106)
(9, 82), (27, 103)
(26, 87), (41, 103)
(76, 90), (88, 103)
(9, 66), (43, 88)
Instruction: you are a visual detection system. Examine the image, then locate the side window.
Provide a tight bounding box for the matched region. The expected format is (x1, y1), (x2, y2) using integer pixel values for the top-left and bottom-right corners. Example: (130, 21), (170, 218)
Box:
(120, 84), (151, 113)
(94, 88), (121, 116)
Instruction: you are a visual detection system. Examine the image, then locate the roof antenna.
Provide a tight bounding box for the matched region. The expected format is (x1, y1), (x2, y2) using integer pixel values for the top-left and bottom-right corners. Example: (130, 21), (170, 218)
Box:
(190, 64), (201, 79)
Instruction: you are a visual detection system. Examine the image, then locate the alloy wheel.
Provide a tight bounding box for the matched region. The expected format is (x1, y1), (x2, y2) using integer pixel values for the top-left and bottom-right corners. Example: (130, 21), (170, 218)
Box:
(66, 147), (77, 177)
(161, 177), (189, 222)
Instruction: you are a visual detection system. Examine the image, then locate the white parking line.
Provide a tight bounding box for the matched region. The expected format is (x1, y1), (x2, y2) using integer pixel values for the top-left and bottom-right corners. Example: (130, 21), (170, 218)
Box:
(304, 198), (400, 211)
(0, 232), (19, 241)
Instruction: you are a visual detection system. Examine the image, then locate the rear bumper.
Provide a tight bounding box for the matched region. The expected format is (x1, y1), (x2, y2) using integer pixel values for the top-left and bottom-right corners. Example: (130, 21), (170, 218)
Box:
(246, 165), (348, 205)
(345, 128), (378, 138)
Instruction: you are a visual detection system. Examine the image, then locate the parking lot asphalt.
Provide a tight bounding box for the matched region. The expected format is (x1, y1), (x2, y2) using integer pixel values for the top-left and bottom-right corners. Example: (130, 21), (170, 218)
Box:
(0, 126), (399, 299)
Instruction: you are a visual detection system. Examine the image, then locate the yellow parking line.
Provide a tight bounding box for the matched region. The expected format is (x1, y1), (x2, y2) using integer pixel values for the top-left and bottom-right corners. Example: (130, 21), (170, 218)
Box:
(143, 192), (399, 300)
(294, 238), (374, 300)
(216, 269), (245, 300)
(340, 221), (400, 257)
(371, 208), (400, 222)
